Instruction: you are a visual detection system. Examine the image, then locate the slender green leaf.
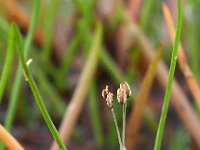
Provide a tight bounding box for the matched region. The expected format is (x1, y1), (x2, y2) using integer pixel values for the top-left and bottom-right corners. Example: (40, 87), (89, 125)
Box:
(0, 24), (15, 102)
(5, 0), (41, 131)
(154, 0), (182, 149)
(14, 23), (66, 150)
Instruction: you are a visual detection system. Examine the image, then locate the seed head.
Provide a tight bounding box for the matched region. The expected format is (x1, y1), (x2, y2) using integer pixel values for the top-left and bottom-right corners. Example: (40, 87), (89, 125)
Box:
(102, 86), (114, 108)
(117, 81), (131, 104)
(106, 92), (114, 108)
(120, 81), (131, 98)
(117, 88), (127, 104)
(102, 85), (109, 99)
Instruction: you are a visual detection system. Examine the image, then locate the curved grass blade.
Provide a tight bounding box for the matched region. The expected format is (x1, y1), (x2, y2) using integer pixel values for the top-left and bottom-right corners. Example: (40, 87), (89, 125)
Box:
(154, 0), (182, 149)
(4, 0), (41, 131)
(13, 23), (66, 150)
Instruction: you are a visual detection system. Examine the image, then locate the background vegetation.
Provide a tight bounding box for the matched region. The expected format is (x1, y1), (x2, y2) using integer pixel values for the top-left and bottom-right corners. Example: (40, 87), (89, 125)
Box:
(0, 0), (200, 149)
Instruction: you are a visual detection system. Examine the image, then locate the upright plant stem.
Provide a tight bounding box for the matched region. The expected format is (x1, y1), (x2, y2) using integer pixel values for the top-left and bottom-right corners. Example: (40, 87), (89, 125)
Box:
(4, 0), (40, 131)
(122, 103), (127, 149)
(111, 108), (123, 149)
(154, 0), (182, 150)
(162, 3), (200, 110)
(140, 0), (155, 30)
(14, 23), (66, 150)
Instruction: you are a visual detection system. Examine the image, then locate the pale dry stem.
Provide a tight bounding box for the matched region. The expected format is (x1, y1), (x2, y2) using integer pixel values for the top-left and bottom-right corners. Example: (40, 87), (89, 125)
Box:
(50, 23), (101, 150)
(0, 124), (24, 150)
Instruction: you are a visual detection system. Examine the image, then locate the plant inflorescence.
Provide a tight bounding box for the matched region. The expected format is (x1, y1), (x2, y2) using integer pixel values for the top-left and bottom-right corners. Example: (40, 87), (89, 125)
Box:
(102, 81), (131, 150)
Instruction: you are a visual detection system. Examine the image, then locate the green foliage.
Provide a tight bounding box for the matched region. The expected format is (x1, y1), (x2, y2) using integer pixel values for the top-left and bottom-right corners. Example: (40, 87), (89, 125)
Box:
(4, 0), (41, 132)
(41, 0), (59, 65)
(0, 0), (198, 149)
(0, 24), (15, 102)
(154, 0), (182, 149)
(13, 23), (66, 150)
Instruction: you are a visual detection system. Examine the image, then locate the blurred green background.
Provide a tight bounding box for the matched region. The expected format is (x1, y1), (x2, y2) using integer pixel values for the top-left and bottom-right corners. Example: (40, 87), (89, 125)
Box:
(0, 0), (200, 149)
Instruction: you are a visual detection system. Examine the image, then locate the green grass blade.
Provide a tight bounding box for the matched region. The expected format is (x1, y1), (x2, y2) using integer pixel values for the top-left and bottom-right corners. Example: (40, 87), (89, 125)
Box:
(5, 0), (41, 131)
(41, 0), (59, 64)
(140, 0), (155, 30)
(154, 0), (182, 150)
(0, 17), (9, 39)
(13, 23), (66, 150)
(0, 24), (15, 102)
(88, 80), (104, 147)
(111, 109), (123, 149)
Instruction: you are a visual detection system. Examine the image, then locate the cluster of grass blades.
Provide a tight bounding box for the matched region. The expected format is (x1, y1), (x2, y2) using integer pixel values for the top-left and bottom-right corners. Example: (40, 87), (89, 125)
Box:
(0, 0), (192, 149)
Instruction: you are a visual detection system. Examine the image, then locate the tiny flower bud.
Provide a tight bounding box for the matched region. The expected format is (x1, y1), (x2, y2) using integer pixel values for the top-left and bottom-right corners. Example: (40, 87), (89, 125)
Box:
(106, 92), (114, 108)
(117, 88), (127, 104)
(120, 81), (131, 98)
(102, 85), (109, 99)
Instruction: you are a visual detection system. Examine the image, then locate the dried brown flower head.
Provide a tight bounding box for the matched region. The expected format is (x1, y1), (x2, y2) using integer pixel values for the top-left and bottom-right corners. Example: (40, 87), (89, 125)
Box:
(117, 81), (131, 104)
(117, 88), (127, 104)
(102, 85), (109, 99)
(102, 86), (114, 108)
(106, 92), (114, 108)
(120, 81), (131, 98)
